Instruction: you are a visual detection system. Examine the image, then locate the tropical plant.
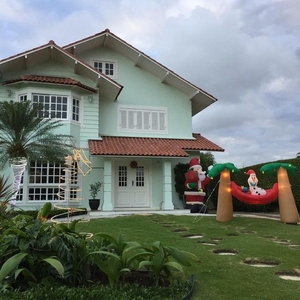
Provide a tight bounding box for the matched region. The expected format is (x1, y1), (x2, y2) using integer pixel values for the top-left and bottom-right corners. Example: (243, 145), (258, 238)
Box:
(0, 175), (16, 220)
(0, 100), (74, 199)
(89, 181), (102, 199)
(0, 203), (64, 289)
(91, 233), (150, 286)
(139, 241), (198, 286)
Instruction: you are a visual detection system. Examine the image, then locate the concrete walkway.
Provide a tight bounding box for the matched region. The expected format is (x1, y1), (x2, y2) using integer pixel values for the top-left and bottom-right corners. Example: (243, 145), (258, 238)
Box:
(51, 209), (285, 223)
(88, 210), (282, 220)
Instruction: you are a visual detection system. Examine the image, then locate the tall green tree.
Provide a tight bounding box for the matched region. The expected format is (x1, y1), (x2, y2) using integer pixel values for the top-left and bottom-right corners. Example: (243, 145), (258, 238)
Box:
(0, 100), (75, 199)
(199, 152), (216, 172)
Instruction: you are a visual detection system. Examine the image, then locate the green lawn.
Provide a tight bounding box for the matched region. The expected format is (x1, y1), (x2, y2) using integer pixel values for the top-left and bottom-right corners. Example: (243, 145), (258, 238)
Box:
(77, 214), (300, 300)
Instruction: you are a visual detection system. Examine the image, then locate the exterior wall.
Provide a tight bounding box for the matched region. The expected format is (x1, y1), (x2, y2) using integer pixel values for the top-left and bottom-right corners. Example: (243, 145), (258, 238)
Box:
(79, 47), (194, 139)
(0, 45), (200, 212)
(0, 60), (101, 148)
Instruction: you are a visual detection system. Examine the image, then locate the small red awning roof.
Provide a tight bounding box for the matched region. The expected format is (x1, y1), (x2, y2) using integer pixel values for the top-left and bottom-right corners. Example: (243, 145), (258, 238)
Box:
(89, 134), (224, 157)
(3, 75), (97, 93)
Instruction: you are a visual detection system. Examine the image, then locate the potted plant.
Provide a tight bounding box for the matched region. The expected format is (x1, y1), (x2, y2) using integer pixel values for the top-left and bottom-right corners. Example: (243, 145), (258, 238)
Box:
(89, 181), (102, 211)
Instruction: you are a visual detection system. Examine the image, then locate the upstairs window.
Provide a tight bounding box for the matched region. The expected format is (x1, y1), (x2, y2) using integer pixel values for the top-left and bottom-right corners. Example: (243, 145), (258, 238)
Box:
(72, 97), (80, 122)
(119, 105), (167, 133)
(93, 60), (116, 78)
(33, 94), (68, 119)
(19, 94), (28, 102)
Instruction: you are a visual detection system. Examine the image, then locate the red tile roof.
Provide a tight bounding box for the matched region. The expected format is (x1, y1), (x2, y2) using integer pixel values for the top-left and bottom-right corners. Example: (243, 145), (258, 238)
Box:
(3, 75), (97, 93)
(89, 134), (224, 157)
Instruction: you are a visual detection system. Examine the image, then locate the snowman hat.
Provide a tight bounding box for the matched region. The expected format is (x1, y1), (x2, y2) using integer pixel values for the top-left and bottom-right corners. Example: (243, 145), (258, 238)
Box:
(245, 169), (256, 176)
(189, 158), (201, 169)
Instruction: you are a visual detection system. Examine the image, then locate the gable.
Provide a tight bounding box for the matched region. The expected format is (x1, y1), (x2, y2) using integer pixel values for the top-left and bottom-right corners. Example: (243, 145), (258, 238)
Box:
(63, 29), (217, 116)
(0, 40), (122, 101)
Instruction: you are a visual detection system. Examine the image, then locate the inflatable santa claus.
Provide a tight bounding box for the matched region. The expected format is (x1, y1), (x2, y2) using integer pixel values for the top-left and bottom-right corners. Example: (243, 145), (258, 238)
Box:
(184, 158), (210, 212)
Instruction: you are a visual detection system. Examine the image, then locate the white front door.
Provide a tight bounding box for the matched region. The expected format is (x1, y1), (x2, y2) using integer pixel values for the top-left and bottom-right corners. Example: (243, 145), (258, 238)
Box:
(114, 160), (151, 208)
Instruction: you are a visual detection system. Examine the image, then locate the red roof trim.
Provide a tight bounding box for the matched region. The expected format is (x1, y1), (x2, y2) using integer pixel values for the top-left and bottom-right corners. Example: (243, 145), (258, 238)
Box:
(88, 133), (224, 157)
(3, 75), (98, 93)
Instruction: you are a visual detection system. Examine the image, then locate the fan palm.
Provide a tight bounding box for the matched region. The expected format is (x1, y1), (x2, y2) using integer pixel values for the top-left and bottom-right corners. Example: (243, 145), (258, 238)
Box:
(0, 100), (75, 199)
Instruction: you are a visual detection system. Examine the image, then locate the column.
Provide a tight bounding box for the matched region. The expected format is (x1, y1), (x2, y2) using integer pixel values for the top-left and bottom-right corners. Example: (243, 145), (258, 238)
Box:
(102, 159), (113, 211)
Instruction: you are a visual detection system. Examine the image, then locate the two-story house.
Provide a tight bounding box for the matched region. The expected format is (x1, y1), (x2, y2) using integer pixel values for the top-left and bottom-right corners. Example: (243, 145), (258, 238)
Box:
(0, 29), (224, 211)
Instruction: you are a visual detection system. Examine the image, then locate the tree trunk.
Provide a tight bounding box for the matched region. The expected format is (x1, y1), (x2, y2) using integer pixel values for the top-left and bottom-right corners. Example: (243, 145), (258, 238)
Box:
(277, 167), (299, 224)
(216, 169), (233, 222)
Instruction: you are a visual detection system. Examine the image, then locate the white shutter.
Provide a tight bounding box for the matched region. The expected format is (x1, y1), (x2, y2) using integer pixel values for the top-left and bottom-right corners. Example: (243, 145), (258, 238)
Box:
(151, 112), (158, 130)
(136, 111), (143, 129)
(119, 106), (167, 133)
(120, 110), (127, 129)
(144, 111), (150, 129)
(128, 111), (134, 129)
(159, 112), (165, 130)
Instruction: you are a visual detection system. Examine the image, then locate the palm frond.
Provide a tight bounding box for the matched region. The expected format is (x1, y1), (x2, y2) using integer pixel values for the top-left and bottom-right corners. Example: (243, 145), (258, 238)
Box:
(0, 101), (75, 168)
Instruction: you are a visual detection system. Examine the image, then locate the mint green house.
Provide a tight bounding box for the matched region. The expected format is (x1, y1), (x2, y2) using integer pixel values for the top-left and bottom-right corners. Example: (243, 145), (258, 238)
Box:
(0, 29), (223, 211)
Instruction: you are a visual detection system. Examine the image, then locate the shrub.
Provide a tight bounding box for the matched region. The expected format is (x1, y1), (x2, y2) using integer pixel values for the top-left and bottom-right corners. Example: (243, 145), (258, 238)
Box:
(0, 280), (192, 300)
(0, 203), (195, 296)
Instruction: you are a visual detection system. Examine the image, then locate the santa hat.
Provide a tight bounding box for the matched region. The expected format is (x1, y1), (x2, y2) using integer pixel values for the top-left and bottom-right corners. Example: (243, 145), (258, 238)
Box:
(189, 158), (201, 169)
(245, 169), (256, 176)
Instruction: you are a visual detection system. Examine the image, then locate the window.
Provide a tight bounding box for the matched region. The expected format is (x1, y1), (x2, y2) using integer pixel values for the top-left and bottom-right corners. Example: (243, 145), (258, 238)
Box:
(19, 94), (28, 102)
(136, 166), (145, 187)
(24, 161), (79, 201)
(72, 97), (80, 122)
(32, 94), (68, 119)
(118, 166), (127, 187)
(93, 60), (116, 78)
(119, 106), (167, 133)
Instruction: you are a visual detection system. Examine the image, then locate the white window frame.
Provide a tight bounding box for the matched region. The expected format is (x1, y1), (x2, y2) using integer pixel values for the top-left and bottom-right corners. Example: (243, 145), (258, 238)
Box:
(72, 96), (81, 123)
(32, 93), (68, 119)
(19, 94), (28, 102)
(17, 91), (82, 123)
(17, 161), (80, 203)
(92, 59), (117, 79)
(118, 105), (168, 134)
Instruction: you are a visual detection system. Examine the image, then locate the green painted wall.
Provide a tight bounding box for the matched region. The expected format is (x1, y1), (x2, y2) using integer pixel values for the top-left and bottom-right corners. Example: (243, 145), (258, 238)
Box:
(78, 47), (193, 139)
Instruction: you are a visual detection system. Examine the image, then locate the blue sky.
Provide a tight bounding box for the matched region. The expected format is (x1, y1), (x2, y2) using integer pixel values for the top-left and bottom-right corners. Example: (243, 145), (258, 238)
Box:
(1, 0), (299, 168)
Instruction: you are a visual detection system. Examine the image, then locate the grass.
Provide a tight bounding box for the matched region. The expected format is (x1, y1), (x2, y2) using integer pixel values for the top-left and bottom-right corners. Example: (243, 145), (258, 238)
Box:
(77, 214), (300, 300)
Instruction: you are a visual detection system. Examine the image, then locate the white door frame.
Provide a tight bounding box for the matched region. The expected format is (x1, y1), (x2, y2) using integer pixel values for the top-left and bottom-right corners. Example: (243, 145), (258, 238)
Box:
(112, 159), (152, 210)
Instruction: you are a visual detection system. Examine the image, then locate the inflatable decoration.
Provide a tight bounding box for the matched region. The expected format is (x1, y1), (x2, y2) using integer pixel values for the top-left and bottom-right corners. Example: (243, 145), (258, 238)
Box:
(184, 158), (210, 212)
(230, 169), (279, 205)
(245, 169), (266, 195)
(230, 181), (278, 205)
(206, 162), (299, 224)
(261, 163), (299, 224)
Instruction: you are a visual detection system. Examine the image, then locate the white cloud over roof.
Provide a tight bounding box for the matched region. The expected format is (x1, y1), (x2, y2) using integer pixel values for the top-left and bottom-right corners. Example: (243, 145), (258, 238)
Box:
(0, 0), (299, 167)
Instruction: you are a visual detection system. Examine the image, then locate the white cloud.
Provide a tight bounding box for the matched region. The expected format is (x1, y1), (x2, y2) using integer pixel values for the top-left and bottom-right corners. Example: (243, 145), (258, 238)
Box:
(0, 0), (299, 168)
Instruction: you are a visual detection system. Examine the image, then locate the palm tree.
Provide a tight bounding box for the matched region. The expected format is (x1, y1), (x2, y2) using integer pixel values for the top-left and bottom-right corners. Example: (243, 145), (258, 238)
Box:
(260, 163), (299, 224)
(0, 101), (75, 200)
(208, 163), (240, 222)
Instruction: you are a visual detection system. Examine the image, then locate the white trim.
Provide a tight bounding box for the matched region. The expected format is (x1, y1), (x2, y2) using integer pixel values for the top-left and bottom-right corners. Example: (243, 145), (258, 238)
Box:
(118, 104), (168, 134)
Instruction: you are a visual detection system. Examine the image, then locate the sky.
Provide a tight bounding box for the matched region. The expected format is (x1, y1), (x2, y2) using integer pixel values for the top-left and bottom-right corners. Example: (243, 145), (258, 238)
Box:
(0, 0), (299, 168)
